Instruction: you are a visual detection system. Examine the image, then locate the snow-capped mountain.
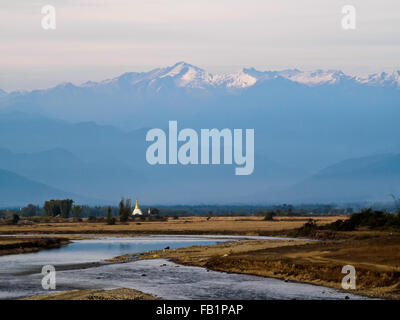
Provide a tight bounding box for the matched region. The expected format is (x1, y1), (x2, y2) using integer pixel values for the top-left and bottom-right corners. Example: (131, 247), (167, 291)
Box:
(1, 61), (400, 130)
(1, 63), (400, 99)
(212, 70), (258, 88)
(83, 62), (359, 89)
(356, 71), (400, 88)
(282, 69), (353, 86)
(76, 62), (400, 90)
(80, 62), (260, 90)
(80, 62), (215, 90)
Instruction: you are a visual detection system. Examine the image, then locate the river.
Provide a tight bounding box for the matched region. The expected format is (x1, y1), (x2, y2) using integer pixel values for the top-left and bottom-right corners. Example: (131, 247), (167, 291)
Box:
(0, 235), (368, 300)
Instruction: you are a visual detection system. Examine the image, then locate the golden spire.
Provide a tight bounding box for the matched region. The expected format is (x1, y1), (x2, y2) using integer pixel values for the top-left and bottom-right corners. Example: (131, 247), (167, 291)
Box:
(135, 199), (139, 210)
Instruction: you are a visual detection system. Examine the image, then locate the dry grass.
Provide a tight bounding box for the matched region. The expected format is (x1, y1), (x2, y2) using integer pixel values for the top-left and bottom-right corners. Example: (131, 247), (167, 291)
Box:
(0, 215), (342, 236)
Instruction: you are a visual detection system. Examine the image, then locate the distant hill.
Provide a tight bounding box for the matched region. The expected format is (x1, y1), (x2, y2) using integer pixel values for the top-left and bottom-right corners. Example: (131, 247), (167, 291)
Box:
(1, 111), (400, 205)
(0, 147), (144, 202)
(0, 168), (88, 207)
(0, 112), (308, 205)
(281, 154), (400, 203)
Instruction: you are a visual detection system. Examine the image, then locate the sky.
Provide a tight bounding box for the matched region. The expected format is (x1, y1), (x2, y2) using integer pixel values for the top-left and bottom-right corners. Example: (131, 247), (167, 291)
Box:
(0, 0), (399, 91)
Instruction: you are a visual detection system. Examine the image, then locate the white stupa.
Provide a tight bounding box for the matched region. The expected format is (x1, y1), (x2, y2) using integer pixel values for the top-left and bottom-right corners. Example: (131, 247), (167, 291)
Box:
(132, 199), (143, 216)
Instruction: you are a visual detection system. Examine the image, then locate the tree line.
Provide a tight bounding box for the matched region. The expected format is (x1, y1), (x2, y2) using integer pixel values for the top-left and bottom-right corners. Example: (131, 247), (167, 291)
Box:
(2, 196), (400, 224)
(0, 198), (163, 224)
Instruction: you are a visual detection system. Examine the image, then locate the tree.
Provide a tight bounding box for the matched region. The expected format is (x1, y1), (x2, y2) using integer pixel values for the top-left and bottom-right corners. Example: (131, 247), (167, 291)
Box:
(124, 199), (132, 221)
(390, 194), (400, 215)
(12, 214), (20, 225)
(20, 204), (38, 217)
(43, 199), (74, 217)
(119, 198), (130, 222)
(119, 198), (125, 221)
(60, 199), (74, 218)
(125, 199), (132, 213)
(256, 211), (264, 217)
(264, 210), (276, 221)
(106, 206), (116, 225)
(44, 200), (53, 217)
(43, 200), (61, 217)
(72, 205), (82, 222)
(43, 201), (51, 217)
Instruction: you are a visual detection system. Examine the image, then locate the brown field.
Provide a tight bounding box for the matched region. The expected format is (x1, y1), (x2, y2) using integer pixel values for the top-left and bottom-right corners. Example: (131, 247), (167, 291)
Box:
(0, 215), (342, 236)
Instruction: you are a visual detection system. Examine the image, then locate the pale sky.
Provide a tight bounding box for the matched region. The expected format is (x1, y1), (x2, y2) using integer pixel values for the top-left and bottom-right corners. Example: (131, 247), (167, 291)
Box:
(0, 0), (399, 91)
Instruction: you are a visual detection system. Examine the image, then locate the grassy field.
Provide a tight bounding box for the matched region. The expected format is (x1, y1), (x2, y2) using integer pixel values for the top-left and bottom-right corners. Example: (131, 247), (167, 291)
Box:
(0, 215), (343, 236)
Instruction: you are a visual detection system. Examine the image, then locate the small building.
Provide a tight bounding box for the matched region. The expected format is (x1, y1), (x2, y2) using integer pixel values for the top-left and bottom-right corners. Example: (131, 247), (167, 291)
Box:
(132, 199), (143, 216)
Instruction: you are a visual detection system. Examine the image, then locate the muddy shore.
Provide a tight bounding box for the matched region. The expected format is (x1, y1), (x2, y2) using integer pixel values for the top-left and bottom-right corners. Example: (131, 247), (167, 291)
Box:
(23, 288), (160, 300)
(0, 236), (70, 256)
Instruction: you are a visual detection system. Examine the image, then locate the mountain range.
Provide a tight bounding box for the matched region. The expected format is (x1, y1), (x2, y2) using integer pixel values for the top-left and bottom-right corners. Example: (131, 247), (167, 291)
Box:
(1, 62), (400, 129)
(0, 62), (399, 207)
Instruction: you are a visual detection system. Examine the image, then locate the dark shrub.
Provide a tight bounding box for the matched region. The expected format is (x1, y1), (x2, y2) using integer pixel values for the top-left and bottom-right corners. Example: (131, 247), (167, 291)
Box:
(87, 216), (97, 222)
(12, 214), (20, 225)
(293, 219), (318, 237)
(264, 211), (276, 221)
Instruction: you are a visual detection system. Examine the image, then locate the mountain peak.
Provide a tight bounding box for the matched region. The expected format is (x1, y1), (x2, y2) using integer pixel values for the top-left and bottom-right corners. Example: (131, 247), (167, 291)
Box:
(155, 62), (213, 88)
(284, 69), (349, 86)
(356, 70), (400, 87)
(6, 65), (400, 97)
(171, 61), (199, 69)
(161, 62), (205, 77)
(213, 70), (258, 88)
(54, 82), (76, 90)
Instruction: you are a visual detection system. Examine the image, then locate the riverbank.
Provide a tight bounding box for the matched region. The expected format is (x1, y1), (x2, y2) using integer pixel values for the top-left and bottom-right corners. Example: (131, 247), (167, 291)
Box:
(112, 233), (400, 299)
(23, 288), (160, 300)
(0, 236), (70, 256)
